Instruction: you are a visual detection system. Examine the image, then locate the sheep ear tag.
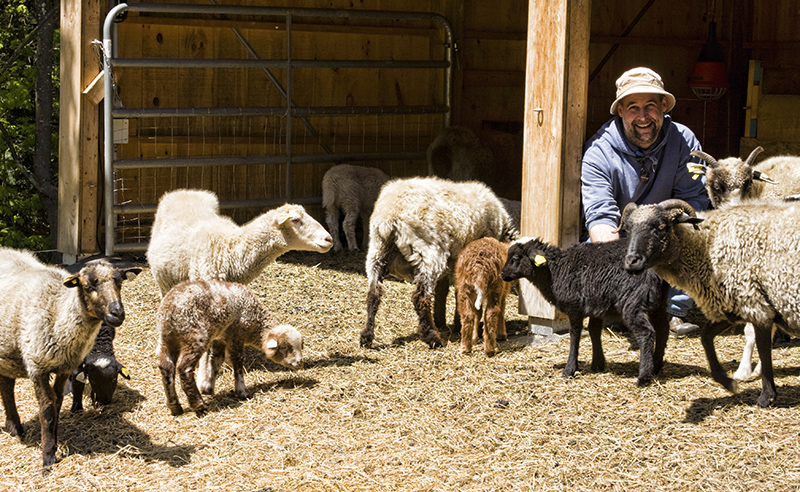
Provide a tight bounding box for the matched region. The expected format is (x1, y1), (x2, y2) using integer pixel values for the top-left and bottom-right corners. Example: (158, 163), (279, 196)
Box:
(266, 339), (278, 349)
(277, 212), (294, 225)
(120, 366), (131, 379)
(63, 276), (80, 288)
(534, 254), (547, 267)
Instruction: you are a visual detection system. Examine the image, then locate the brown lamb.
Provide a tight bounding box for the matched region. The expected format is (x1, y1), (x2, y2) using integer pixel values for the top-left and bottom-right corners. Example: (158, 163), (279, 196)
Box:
(455, 237), (511, 356)
(156, 279), (303, 416)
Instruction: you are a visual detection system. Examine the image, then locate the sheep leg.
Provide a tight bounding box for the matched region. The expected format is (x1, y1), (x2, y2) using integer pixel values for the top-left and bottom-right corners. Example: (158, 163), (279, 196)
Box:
(457, 289), (478, 354)
(227, 344), (251, 400)
(651, 305), (670, 376)
(628, 313), (656, 387)
(69, 374), (86, 413)
(412, 281), (444, 349)
(733, 323), (757, 382)
(360, 211), (372, 250)
(197, 341), (226, 395)
(0, 376), (23, 438)
(755, 323), (777, 408)
(563, 316), (585, 377)
(157, 343), (183, 416)
(325, 207), (343, 253)
(496, 288), (508, 341)
(176, 352), (207, 416)
(483, 296), (502, 357)
(342, 205), (360, 251)
(362, 265), (385, 348)
(700, 321), (739, 395)
(32, 372), (59, 469)
(587, 317), (606, 372)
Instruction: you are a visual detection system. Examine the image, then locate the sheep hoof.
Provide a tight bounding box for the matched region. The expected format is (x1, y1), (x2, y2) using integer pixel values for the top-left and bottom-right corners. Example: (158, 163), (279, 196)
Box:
(425, 337), (443, 349)
(636, 375), (653, 387)
(6, 422), (24, 439)
(168, 405), (184, 416)
(359, 334), (374, 348)
(193, 407), (208, 417)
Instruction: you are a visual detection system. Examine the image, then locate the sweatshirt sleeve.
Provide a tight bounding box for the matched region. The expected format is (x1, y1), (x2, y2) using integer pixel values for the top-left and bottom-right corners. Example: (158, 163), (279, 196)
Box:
(581, 145), (622, 231)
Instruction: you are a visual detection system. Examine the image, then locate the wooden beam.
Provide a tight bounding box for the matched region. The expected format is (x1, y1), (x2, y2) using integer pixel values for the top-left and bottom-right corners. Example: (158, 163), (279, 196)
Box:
(59, 0), (101, 258)
(519, 0), (590, 330)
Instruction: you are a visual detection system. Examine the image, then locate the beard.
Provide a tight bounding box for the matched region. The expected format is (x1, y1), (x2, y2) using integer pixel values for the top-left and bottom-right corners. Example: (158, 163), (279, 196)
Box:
(623, 118), (662, 149)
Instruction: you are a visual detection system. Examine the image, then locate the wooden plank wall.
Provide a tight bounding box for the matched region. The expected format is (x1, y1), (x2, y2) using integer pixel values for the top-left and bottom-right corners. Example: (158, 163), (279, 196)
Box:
(110, 0), (459, 247)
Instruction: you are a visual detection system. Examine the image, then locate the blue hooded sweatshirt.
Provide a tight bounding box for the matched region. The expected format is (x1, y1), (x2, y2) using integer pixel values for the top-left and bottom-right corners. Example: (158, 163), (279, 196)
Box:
(581, 114), (710, 235)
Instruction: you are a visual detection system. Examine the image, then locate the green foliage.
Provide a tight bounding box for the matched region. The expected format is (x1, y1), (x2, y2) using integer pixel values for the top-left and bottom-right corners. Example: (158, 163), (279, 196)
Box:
(0, 0), (58, 252)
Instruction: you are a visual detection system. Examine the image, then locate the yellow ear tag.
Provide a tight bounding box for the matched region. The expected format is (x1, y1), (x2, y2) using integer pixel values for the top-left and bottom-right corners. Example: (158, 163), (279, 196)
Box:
(64, 277), (80, 287)
(120, 367), (130, 379)
(534, 254), (547, 267)
(692, 174), (700, 180)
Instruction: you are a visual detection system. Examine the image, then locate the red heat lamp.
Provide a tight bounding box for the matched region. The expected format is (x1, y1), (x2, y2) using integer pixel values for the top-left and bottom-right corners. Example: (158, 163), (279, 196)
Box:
(689, 21), (729, 101)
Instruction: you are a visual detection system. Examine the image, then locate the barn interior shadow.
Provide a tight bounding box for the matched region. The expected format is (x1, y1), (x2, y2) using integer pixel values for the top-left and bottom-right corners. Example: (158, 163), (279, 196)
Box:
(15, 385), (198, 467)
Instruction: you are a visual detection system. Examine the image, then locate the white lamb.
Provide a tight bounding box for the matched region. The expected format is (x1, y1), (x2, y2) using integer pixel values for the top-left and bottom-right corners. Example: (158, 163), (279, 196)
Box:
(0, 248), (140, 470)
(361, 176), (518, 349)
(321, 164), (390, 252)
(146, 189), (333, 296)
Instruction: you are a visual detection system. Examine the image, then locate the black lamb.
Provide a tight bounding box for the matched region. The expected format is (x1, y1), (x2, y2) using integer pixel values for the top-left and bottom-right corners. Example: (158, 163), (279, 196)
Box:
(501, 237), (670, 386)
(69, 322), (130, 412)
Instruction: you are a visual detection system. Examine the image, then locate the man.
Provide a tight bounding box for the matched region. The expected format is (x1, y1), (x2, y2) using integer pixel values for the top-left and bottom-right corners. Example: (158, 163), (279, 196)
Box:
(581, 67), (710, 333)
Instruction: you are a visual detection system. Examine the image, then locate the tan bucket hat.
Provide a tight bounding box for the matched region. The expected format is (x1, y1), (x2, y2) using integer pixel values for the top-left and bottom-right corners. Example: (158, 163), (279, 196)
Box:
(609, 67), (676, 115)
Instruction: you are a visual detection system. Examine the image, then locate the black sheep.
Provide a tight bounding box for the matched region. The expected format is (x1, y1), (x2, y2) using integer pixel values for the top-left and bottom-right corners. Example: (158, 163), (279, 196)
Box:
(69, 322), (130, 412)
(501, 237), (669, 386)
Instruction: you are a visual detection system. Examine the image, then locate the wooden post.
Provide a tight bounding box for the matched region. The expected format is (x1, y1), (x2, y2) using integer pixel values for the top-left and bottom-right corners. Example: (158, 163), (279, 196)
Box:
(59, 0), (102, 260)
(519, 0), (590, 335)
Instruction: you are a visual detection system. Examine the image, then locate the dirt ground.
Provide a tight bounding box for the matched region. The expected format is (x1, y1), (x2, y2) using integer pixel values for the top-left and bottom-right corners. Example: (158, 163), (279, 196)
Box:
(2, 249), (800, 491)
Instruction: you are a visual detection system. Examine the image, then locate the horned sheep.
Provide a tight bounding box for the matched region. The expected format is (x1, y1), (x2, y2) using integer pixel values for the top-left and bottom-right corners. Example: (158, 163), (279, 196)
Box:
(0, 248), (140, 470)
(321, 164), (390, 252)
(501, 237), (670, 386)
(362, 176), (518, 349)
(689, 147), (800, 382)
(455, 237), (512, 356)
(156, 279), (303, 416)
(622, 198), (800, 407)
(146, 189), (333, 297)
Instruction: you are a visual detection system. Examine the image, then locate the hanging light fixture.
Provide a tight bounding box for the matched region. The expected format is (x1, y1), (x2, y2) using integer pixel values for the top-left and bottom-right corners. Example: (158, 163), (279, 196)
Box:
(689, 17), (729, 101)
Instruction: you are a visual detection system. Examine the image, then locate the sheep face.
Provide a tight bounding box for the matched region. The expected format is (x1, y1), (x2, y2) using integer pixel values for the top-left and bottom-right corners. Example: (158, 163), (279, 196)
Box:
(621, 200), (703, 275)
(689, 147), (768, 207)
(275, 205), (333, 253)
(263, 324), (304, 370)
(86, 358), (130, 405)
(501, 241), (535, 282)
(63, 261), (142, 327)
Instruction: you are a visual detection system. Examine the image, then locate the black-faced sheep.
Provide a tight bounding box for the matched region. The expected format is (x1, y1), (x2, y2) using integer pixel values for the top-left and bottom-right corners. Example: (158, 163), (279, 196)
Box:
(362, 176), (518, 349)
(427, 126), (492, 182)
(321, 164), (390, 253)
(501, 237), (670, 386)
(156, 279), (303, 416)
(621, 199), (800, 407)
(689, 147), (800, 381)
(146, 189), (333, 297)
(68, 322), (130, 413)
(0, 248), (140, 470)
(455, 237), (511, 356)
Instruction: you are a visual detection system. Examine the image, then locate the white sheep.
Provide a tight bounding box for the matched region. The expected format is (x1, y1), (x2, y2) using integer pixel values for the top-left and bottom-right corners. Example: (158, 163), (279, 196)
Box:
(622, 198), (800, 407)
(361, 176), (518, 349)
(146, 189), (333, 296)
(0, 248), (140, 470)
(455, 237), (511, 356)
(688, 147), (800, 382)
(427, 126), (492, 182)
(157, 279), (303, 416)
(321, 164), (390, 253)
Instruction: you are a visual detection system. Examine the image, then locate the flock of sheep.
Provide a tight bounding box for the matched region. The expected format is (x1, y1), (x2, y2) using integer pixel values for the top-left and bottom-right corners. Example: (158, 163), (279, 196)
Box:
(1, 126), (800, 473)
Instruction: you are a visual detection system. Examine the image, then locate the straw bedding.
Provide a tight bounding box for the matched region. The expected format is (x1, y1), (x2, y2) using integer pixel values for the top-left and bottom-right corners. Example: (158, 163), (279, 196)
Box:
(2, 250), (800, 491)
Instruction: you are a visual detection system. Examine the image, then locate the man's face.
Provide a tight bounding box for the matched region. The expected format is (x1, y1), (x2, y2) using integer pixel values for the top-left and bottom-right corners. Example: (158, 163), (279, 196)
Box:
(617, 93), (667, 149)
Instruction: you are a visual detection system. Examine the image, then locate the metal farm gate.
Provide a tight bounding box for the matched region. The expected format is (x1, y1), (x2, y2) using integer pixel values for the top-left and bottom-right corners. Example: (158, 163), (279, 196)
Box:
(102, 3), (454, 254)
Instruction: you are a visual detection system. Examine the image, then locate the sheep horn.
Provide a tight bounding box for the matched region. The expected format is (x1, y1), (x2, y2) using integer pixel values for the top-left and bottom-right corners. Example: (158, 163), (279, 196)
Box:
(753, 170), (778, 185)
(659, 198), (698, 218)
(689, 150), (719, 169)
(744, 146), (765, 167)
